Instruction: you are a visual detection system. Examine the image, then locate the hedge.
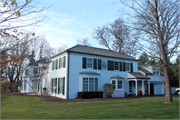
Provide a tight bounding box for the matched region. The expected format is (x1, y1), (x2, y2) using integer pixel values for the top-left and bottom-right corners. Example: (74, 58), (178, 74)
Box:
(77, 91), (103, 99)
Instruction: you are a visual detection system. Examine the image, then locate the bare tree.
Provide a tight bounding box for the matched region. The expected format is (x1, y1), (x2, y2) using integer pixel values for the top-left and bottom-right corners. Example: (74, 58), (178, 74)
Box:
(0, 0), (48, 30)
(93, 18), (139, 57)
(119, 0), (180, 103)
(77, 37), (91, 46)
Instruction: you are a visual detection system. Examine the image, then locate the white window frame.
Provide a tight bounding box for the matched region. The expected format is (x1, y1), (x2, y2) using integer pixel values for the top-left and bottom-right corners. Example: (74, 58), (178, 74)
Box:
(114, 61), (119, 70)
(87, 58), (93, 68)
(102, 60), (107, 70)
(111, 79), (124, 90)
(126, 63), (130, 71)
(83, 77), (98, 92)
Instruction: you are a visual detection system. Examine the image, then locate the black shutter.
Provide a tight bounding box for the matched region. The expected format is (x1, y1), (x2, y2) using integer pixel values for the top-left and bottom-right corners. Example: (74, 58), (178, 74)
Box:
(119, 62), (122, 71)
(123, 62), (126, 71)
(98, 59), (101, 70)
(130, 63), (133, 72)
(82, 57), (86, 69)
(108, 60), (114, 71)
(93, 59), (97, 69)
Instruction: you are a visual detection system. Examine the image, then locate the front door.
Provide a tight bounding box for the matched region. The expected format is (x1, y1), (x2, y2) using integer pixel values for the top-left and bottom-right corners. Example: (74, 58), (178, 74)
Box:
(129, 81), (133, 94)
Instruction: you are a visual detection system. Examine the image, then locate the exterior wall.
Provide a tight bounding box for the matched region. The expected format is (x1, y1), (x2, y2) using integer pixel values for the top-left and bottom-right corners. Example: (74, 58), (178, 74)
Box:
(68, 53), (139, 99)
(148, 75), (165, 95)
(48, 52), (68, 99)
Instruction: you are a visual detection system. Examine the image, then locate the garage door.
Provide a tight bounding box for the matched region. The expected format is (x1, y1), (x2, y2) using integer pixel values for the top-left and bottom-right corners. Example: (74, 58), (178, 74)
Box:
(155, 84), (163, 94)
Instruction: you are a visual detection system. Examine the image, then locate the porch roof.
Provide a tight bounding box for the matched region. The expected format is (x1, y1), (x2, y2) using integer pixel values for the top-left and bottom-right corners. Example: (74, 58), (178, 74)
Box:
(128, 72), (150, 79)
(79, 71), (100, 75)
(110, 75), (124, 79)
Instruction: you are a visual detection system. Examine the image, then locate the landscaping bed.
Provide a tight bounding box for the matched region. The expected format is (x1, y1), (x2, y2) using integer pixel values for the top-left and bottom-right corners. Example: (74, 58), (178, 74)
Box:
(11, 92), (141, 102)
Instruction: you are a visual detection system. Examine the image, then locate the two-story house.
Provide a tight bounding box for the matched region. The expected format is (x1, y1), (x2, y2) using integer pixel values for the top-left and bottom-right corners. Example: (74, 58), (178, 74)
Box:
(48, 45), (165, 99)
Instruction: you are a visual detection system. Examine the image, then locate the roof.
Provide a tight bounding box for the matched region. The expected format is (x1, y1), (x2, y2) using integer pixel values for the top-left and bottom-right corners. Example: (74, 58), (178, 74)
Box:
(51, 45), (138, 61)
(79, 71), (100, 75)
(128, 72), (150, 79)
(138, 66), (153, 75)
(29, 58), (49, 66)
(110, 75), (124, 79)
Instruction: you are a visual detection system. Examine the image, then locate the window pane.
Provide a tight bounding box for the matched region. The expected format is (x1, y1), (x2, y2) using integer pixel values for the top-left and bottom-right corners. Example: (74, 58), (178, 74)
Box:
(126, 63), (129, 71)
(112, 80), (116, 89)
(87, 58), (92, 68)
(114, 62), (118, 70)
(102, 60), (106, 69)
(118, 81), (122, 89)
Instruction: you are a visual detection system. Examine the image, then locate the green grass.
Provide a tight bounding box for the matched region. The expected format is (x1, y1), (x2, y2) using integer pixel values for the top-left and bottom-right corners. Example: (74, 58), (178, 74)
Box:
(1, 96), (179, 119)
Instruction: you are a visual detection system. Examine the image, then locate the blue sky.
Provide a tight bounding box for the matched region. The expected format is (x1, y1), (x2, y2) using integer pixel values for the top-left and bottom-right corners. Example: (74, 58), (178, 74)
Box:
(34, 0), (126, 49)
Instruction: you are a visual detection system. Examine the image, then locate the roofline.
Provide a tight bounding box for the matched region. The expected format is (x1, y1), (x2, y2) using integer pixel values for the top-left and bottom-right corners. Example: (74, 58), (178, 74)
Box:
(127, 78), (150, 79)
(50, 45), (139, 61)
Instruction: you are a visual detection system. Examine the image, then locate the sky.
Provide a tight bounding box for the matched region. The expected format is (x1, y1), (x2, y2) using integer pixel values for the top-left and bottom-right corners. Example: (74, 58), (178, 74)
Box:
(33, 0), (126, 49)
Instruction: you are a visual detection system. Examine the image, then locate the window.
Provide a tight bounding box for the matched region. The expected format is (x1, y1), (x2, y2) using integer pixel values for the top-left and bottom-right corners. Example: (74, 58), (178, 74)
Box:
(112, 80), (123, 89)
(126, 63), (129, 71)
(33, 68), (38, 74)
(60, 78), (63, 94)
(114, 62), (118, 70)
(32, 81), (37, 92)
(83, 77), (98, 91)
(102, 60), (107, 69)
(24, 80), (26, 90)
(54, 61), (56, 70)
(118, 81), (122, 89)
(61, 57), (63, 68)
(112, 80), (116, 89)
(87, 58), (92, 68)
(25, 69), (29, 76)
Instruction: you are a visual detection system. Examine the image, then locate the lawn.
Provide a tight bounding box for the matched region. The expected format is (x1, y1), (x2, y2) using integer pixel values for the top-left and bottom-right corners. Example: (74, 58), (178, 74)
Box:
(1, 96), (179, 119)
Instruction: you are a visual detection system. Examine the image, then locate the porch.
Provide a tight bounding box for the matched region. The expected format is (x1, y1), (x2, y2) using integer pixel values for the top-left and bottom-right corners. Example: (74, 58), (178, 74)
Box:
(128, 72), (151, 96)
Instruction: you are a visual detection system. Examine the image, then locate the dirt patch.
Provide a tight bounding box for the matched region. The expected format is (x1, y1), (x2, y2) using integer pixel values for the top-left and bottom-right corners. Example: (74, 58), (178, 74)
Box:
(11, 92), (141, 102)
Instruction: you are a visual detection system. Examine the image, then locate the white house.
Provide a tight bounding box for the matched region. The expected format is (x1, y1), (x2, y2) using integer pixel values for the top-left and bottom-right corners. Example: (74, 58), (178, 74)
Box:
(22, 45), (165, 99)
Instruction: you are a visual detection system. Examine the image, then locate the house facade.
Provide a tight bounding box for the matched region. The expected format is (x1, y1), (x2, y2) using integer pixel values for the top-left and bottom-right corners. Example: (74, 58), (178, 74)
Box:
(22, 45), (165, 99)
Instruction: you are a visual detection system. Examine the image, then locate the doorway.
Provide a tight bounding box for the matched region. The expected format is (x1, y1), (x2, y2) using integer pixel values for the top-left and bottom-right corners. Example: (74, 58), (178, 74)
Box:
(150, 83), (154, 95)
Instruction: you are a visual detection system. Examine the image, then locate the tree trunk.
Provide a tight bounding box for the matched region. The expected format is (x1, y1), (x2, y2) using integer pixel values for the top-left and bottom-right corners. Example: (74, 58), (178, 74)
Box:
(164, 65), (173, 103)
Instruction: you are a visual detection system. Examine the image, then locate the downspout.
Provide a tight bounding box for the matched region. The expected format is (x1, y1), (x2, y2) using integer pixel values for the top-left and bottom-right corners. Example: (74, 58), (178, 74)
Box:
(67, 52), (70, 99)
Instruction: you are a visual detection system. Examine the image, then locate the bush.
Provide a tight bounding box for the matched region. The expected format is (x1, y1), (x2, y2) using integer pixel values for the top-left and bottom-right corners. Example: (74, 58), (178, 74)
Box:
(77, 91), (103, 99)
(102, 83), (115, 98)
(43, 87), (46, 91)
(18, 87), (22, 92)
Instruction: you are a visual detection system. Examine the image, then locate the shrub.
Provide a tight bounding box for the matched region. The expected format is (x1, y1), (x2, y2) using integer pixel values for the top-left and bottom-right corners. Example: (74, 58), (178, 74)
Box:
(18, 87), (22, 92)
(77, 91), (103, 99)
(43, 87), (46, 91)
(102, 83), (115, 98)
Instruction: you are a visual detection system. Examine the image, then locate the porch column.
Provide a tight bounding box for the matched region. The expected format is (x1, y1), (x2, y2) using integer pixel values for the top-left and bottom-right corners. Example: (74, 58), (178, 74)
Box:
(136, 80), (138, 96)
(148, 81), (150, 95)
(142, 80), (144, 95)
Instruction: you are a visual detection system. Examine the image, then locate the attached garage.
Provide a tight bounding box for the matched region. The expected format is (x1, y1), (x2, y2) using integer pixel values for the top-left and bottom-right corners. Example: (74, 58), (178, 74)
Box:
(154, 83), (164, 95)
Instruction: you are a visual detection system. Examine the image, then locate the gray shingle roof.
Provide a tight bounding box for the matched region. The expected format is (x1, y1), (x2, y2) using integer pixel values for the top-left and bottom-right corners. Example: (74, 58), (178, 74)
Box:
(65, 45), (138, 61)
(138, 66), (153, 75)
(128, 72), (150, 79)
(29, 58), (49, 66)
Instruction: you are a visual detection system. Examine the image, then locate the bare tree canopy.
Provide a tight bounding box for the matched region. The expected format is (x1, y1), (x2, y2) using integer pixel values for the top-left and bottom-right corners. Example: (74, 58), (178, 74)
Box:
(0, 0), (48, 30)
(76, 37), (91, 46)
(93, 17), (139, 57)
(119, 0), (180, 103)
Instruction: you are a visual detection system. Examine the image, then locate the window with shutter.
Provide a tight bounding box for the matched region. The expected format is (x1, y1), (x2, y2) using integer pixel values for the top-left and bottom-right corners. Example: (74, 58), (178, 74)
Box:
(51, 79), (53, 93)
(56, 59), (58, 69)
(123, 62), (126, 71)
(82, 57), (87, 69)
(63, 56), (66, 68)
(52, 61), (54, 70)
(119, 62), (122, 71)
(55, 78), (57, 94)
(58, 78), (60, 94)
(108, 60), (114, 71)
(98, 59), (101, 70)
(61, 57), (63, 68)
(87, 58), (92, 68)
(130, 63), (133, 72)
(93, 59), (97, 69)
(114, 61), (118, 70)
(126, 63), (130, 71)
(59, 58), (61, 69)
(102, 60), (106, 70)
(62, 77), (65, 95)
